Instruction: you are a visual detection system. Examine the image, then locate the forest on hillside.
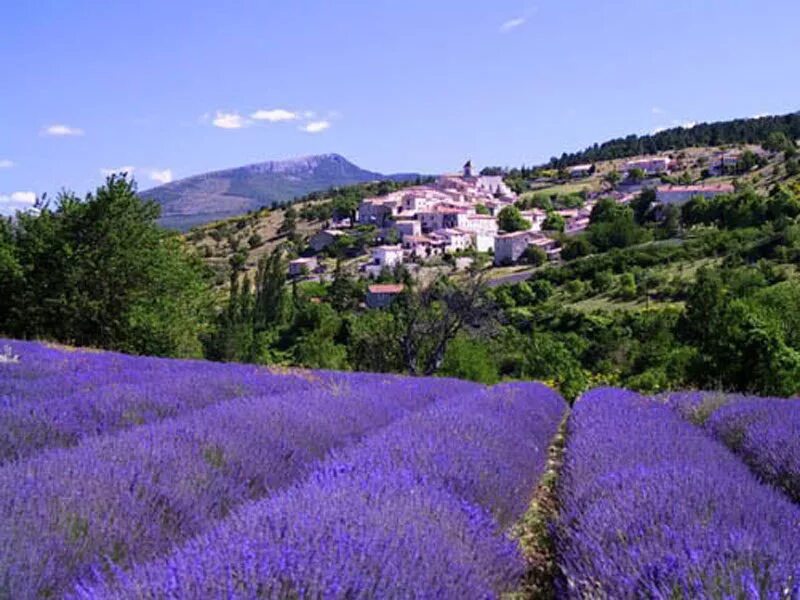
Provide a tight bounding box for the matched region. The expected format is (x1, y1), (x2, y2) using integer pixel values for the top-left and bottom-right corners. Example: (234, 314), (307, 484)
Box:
(478, 112), (800, 174)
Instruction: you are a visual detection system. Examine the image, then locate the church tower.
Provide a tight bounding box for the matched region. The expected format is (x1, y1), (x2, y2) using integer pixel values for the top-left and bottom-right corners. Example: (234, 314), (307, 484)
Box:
(462, 160), (473, 178)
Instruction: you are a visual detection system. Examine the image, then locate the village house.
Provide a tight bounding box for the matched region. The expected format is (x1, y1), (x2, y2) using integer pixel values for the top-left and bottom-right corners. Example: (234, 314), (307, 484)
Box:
(624, 156), (674, 175)
(392, 218), (422, 238)
(370, 245), (405, 268)
(402, 234), (445, 259)
(399, 189), (447, 213)
(478, 199), (507, 216)
(520, 209), (547, 232)
(431, 228), (473, 253)
(568, 164), (594, 178)
(494, 231), (531, 265)
(366, 283), (404, 309)
(656, 184), (734, 206)
(528, 235), (562, 260)
(721, 152), (741, 170)
(308, 229), (345, 253)
(288, 257), (318, 277)
(418, 205), (474, 233)
(475, 175), (514, 197)
(357, 197), (402, 226)
(564, 216), (591, 236)
(461, 214), (499, 252)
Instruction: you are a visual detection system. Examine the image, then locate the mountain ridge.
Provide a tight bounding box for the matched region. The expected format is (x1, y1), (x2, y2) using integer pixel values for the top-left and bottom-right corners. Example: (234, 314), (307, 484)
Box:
(140, 153), (419, 231)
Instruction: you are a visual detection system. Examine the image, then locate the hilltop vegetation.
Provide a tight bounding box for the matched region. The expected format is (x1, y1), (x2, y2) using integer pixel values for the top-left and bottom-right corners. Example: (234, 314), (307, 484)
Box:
(545, 110), (800, 168)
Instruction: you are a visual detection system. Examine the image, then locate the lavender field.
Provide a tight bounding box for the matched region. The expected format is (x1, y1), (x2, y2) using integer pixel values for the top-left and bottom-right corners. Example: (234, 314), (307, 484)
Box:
(2, 340), (800, 598)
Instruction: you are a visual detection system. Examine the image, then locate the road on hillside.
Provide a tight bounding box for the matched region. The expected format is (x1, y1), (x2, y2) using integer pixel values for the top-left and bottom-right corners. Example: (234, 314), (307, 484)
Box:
(486, 269), (536, 287)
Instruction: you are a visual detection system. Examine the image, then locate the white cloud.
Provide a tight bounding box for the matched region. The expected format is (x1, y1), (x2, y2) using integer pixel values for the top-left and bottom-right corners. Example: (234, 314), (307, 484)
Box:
(0, 159), (13, 169)
(500, 16), (526, 32)
(300, 120), (331, 134)
(212, 111), (250, 129)
(0, 191), (37, 216)
(651, 106), (665, 115)
(43, 124), (84, 137)
(652, 120), (696, 135)
(149, 169), (173, 184)
(752, 112), (770, 119)
(100, 165), (135, 177)
(250, 108), (298, 122)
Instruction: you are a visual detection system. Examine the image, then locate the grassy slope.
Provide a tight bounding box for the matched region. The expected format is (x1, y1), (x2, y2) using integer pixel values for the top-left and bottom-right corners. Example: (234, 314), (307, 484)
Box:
(184, 202), (329, 286)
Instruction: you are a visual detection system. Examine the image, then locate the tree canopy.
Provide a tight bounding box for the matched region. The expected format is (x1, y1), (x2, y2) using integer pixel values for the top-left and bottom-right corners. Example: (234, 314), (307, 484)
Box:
(1, 175), (212, 356)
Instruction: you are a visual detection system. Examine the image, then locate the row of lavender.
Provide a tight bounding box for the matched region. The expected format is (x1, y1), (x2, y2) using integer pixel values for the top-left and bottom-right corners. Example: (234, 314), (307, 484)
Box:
(77, 383), (566, 599)
(0, 338), (316, 463)
(668, 391), (800, 505)
(556, 388), (800, 598)
(1, 344), (483, 598)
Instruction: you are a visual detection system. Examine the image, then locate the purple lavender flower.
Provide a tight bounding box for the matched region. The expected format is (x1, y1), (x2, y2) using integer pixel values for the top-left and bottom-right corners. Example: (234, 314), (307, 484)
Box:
(0, 340), (482, 598)
(557, 387), (800, 599)
(76, 383), (566, 599)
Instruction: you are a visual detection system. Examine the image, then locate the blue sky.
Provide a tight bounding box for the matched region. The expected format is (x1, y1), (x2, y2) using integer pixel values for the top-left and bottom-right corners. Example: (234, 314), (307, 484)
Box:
(2, 0), (799, 213)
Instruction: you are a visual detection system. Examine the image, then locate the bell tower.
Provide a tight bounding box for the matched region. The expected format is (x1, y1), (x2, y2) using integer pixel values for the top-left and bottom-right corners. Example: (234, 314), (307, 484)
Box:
(462, 160), (473, 178)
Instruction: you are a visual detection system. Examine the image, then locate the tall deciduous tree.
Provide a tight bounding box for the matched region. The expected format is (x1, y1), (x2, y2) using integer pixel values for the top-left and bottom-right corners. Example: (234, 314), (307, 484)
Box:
(391, 269), (496, 375)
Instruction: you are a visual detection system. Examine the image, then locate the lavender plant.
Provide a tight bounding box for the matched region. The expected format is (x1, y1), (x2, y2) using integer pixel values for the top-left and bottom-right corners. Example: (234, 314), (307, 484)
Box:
(668, 392), (800, 505)
(0, 340), (458, 464)
(556, 387), (800, 599)
(0, 364), (479, 599)
(76, 382), (566, 599)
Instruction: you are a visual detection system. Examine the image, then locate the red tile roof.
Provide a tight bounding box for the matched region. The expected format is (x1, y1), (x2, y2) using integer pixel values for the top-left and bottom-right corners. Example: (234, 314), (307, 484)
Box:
(368, 284), (404, 294)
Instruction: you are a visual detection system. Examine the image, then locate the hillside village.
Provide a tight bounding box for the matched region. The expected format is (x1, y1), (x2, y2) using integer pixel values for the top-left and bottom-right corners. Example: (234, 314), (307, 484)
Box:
(184, 138), (795, 311)
(286, 150), (769, 301)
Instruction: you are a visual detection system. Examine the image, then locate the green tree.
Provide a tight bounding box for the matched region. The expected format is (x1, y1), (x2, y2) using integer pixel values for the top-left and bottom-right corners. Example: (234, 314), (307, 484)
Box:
(588, 203), (650, 250)
(253, 248), (289, 334)
(345, 310), (404, 373)
(291, 301), (348, 369)
(627, 168), (646, 183)
(764, 131), (794, 153)
(630, 188), (656, 224)
(497, 206), (531, 233)
(7, 175), (212, 356)
(542, 212), (565, 232)
(521, 245), (547, 266)
(0, 219), (21, 328)
(440, 333), (499, 384)
(497, 329), (588, 401)
(329, 260), (363, 312)
(604, 170), (621, 187)
(391, 271), (496, 375)
(616, 272), (637, 300)
(560, 235), (594, 260)
(279, 206), (298, 237)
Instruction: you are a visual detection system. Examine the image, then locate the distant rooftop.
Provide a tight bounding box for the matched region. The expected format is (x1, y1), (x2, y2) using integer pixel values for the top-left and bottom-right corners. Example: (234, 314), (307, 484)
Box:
(368, 284), (404, 294)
